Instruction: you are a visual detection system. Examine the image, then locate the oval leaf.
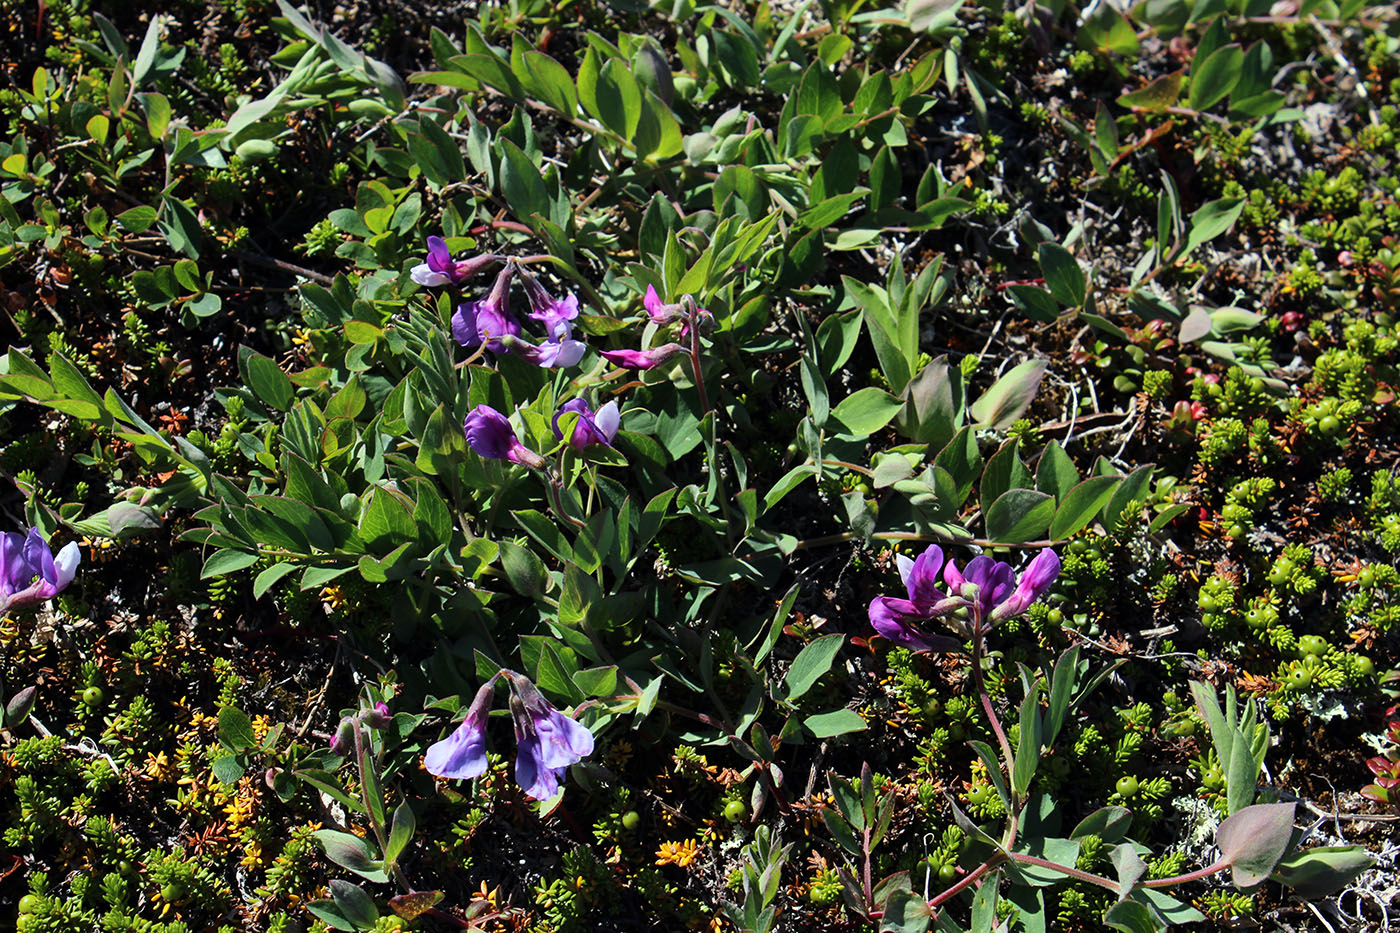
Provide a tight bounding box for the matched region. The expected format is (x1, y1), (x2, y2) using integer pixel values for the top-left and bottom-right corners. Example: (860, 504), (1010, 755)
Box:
(1049, 475), (1120, 540)
(986, 488), (1055, 543)
(1216, 802), (1296, 888)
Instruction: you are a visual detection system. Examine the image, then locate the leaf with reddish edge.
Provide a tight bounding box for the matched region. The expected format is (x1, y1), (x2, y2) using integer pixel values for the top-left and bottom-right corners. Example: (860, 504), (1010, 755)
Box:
(1216, 802), (1296, 888)
(389, 891), (444, 920)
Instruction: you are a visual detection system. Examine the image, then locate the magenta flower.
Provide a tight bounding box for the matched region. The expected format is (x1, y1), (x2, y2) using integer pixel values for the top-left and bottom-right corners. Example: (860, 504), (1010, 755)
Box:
(943, 555), (1017, 622)
(411, 237), (499, 287)
(553, 399), (620, 450)
(0, 529), (80, 614)
(508, 675), (595, 801)
(463, 405), (545, 469)
(424, 680), (497, 781)
(643, 286), (712, 338)
(989, 549), (1061, 622)
(600, 343), (686, 370)
(869, 547), (1060, 650)
(644, 285), (682, 325)
(867, 545), (965, 652)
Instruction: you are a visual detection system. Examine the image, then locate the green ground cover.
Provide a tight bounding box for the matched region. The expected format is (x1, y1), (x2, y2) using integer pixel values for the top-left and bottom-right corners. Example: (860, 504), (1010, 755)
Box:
(2, 0), (1399, 929)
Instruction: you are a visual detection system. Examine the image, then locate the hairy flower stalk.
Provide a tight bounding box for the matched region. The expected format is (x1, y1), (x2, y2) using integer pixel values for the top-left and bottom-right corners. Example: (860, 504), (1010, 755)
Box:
(0, 529), (81, 615)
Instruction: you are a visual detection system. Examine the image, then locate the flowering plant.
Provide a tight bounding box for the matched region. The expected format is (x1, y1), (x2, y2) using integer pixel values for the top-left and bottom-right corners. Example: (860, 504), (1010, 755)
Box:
(423, 672), (594, 801)
(0, 529), (80, 615)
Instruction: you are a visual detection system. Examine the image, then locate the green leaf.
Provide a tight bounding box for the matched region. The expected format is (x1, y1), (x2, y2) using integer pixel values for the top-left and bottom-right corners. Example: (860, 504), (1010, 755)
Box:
(986, 489), (1055, 544)
(880, 888), (932, 933)
(1101, 464), (1154, 528)
(804, 708), (867, 738)
(201, 548), (258, 578)
(1035, 440), (1079, 500)
(980, 439), (1031, 518)
(1049, 476), (1120, 540)
(1183, 197), (1245, 259)
(785, 633), (845, 702)
(595, 58), (642, 140)
(244, 351), (294, 410)
(969, 359), (1047, 429)
(1071, 806), (1133, 843)
(313, 829), (387, 883)
(1269, 846), (1373, 898)
(1038, 244), (1086, 308)
(519, 50), (577, 115)
(498, 138), (548, 223)
(218, 706), (256, 750)
(116, 205), (158, 233)
(253, 562), (299, 599)
(1102, 900), (1164, 933)
(1078, 2), (1139, 55)
(1011, 683), (1042, 795)
(385, 802), (415, 864)
(1216, 802), (1296, 888)
(1189, 44), (1244, 111)
(831, 387), (903, 436)
(330, 880), (379, 929)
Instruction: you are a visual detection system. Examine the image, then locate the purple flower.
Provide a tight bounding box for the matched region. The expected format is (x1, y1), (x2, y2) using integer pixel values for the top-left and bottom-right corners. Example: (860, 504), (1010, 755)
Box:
(508, 676), (594, 801)
(505, 318), (587, 370)
(944, 555), (1017, 622)
(0, 529), (80, 614)
(553, 399), (620, 450)
(522, 272), (581, 336)
(410, 237), (499, 287)
(600, 343), (686, 370)
(424, 680), (497, 781)
(867, 545), (964, 652)
(990, 549), (1061, 621)
(451, 264), (520, 353)
(463, 405), (545, 469)
(644, 285), (681, 325)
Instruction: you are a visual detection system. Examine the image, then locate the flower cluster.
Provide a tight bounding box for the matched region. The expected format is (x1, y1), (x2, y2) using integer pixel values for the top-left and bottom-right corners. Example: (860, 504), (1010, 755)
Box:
(424, 672), (594, 801)
(868, 546), (1059, 650)
(412, 238), (586, 369)
(599, 285), (710, 370)
(0, 529), (80, 615)
(463, 398), (620, 468)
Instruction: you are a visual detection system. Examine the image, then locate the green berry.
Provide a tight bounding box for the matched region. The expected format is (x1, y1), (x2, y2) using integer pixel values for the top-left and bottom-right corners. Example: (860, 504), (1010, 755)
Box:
(1358, 568), (1376, 588)
(723, 800), (748, 822)
(1285, 668), (1312, 691)
(81, 686), (105, 706)
(621, 810), (641, 831)
(1047, 609), (1064, 627)
(17, 895), (40, 914)
(160, 883), (188, 904)
(1355, 656), (1375, 676)
(1318, 415), (1342, 437)
(938, 863), (957, 883)
(1298, 635), (1329, 657)
(1116, 776), (1139, 797)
